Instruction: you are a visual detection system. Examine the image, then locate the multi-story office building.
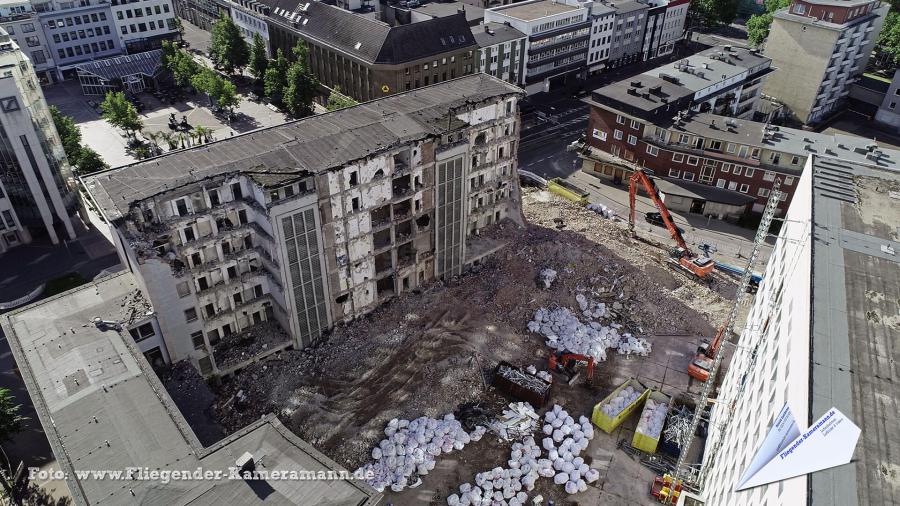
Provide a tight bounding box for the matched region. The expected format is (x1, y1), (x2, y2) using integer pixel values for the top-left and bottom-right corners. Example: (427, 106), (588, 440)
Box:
(0, 29), (78, 253)
(642, 0), (685, 60)
(229, 0), (270, 55)
(0, 0), (56, 83)
(35, 0), (123, 78)
(110, 0), (178, 53)
(763, 0), (888, 125)
(697, 154), (898, 506)
(82, 74), (523, 376)
(605, 0), (647, 68)
(474, 22), (526, 86)
(174, 0), (222, 30)
(484, 0), (591, 94)
(586, 2), (615, 74)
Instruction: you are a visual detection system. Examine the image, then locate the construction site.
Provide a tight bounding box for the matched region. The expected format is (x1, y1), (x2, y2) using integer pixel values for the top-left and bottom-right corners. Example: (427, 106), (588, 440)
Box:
(160, 173), (764, 505)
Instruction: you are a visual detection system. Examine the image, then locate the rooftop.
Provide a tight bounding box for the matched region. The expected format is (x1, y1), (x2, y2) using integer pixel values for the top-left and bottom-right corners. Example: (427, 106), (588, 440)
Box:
(413, 1), (485, 24)
(653, 176), (757, 206)
(590, 74), (695, 113)
(83, 74), (523, 222)
(488, 0), (581, 21)
(773, 2), (886, 29)
(75, 49), (162, 81)
(647, 55), (749, 94)
(603, 0), (647, 14)
(1, 272), (381, 506)
(472, 22), (527, 47)
(807, 155), (900, 505)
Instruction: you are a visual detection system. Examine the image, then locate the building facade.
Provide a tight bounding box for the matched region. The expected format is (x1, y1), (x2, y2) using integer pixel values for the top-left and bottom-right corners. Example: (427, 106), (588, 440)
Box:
(82, 75), (523, 376)
(605, 0), (647, 68)
(873, 68), (900, 131)
(484, 0), (591, 94)
(762, 0), (888, 125)
(698, 154), (899, 506)
(110, 0), (178, 53)
(473, 22), (526, 86)
(651, 0), (686, 59)
(174, 0), (223, 30)
(0, 0), (56, 83)
(37, 0), (122, 79)
(586, 2), (614, 73)
(0, 30), (78, 253)
(229, 0), (270, 55)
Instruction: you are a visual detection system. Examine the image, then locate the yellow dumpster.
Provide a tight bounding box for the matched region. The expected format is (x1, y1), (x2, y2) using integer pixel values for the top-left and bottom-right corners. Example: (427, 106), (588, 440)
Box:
(632, 390), (672, 453)
(591, 378), (649, 433)
(548, 178), (589, 206)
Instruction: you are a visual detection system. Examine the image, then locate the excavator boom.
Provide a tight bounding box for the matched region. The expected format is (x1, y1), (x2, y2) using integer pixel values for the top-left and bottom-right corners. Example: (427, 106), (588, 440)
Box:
(628, 170), (690, 252)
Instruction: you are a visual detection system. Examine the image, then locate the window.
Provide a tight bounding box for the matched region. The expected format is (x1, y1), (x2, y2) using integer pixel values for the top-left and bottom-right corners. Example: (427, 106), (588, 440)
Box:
(721, 163), (731, 173)
(672, 153), (684, 163)
(739, 184), (749, 193)
(191, 331), (205, 350)
(627, 135), (637, 145)
(30, 50), (46, 65)
(686, 156), (699, 166)
(646, 145), (658, 156)
(614, 129), (623, 140)
(616, 114), (625, 124)
(728, 181), (737, 190)
(744, 168), (755, 177)
(733, 166), (742, 176)
(129, 323), (155, 342)
(769, 152), (780, 164)
(763, 171), (775, 181)
(593, 128), (606, 141)
(784, 176), (795, 186)
(716, 179), (726, 188)
(630, 119), (639, 129)
(668, 168), (681, 178)
(204, 303), (216, 318)
(176, 281), (191, 297)
(682, 172), (695, 181)
(22, 23), (35, 33)
(758, 188), (770, 197)
(184, 308), (198, 322)
(709, 140), (722, 151)
(183, 226), (195, 242)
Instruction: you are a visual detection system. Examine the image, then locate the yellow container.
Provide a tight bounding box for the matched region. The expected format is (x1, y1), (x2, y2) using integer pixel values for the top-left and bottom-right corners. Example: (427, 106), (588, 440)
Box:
(591, 378), (649, 433)
(631, 390), (672, 453)
(548, 178), (589, 206)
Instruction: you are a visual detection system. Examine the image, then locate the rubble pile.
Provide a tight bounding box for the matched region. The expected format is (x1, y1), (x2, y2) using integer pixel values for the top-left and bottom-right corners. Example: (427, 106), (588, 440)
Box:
(539, 268), (557, 289)
(448, 436), (542, 506)
(357, 414), (485, 493)
(636, 399), (668, 439)
(527, 306), (651, 362)
(599, 386), (641, 418)
(541, 405), (600, 495)
(524, 365), (553, 383)
(489, 402), (540, 441)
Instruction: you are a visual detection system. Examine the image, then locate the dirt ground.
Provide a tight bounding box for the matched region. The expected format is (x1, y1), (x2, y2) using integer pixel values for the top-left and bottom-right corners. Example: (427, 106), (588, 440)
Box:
(169, 189), (740, 505)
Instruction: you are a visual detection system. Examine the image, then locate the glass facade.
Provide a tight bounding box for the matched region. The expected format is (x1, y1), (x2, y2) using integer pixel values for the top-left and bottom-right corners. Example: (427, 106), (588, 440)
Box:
(282, 208), (328, 347)
(435, 156), (464, 277)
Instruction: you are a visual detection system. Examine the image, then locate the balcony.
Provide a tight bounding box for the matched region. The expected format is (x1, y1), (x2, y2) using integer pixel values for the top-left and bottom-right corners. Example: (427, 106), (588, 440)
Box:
(212, 320), (292, 373)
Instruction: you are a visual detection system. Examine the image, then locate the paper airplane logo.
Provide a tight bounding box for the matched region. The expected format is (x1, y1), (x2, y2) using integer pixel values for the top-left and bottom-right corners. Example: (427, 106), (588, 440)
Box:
(736, 404), (860, 491)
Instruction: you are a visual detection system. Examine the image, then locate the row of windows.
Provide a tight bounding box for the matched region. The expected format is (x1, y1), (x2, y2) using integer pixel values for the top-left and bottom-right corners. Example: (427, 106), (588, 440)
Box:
(47, 12), (108, 28)
(404, 55), (460, 75)
(1, 22), (36, 35)
(532, 14), (583, 34)
(115, 3), (169, 20)
(57, 39), (114, 59)
(52, 25), (111, 43)
(121, 18), (173, 34)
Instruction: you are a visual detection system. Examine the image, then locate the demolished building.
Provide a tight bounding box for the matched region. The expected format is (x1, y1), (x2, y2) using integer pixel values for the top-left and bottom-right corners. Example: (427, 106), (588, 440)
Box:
(81, 74), (525, 376)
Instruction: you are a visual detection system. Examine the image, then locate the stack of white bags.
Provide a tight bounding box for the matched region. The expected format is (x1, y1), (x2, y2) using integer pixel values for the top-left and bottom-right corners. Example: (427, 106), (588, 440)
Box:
(586, 203), (616, 219)
(636, 398), (668, 439)
(541, 405), (600, 495)
(447, 437), (543, 506)
(599, 385), (641, 418)
(358, 414), (485, 493)
(527, 307), (649, 362)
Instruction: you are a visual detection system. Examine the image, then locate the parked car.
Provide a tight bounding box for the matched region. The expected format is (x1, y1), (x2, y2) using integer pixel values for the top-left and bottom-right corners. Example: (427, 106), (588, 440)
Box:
(645, 212), (685, 236)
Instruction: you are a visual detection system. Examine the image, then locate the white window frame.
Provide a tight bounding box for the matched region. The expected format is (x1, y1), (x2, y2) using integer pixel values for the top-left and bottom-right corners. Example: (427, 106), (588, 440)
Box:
(721, 163), (731, 173)
(682, 172), (695, 181)
(672, 153), (685, 163)
(784, 176), (795, 186)
(791, 156), (800, 165)
(739, 183), (749, 193)
(614, 129), (623, 140)
(758, 188), (770, 197)
(593, 128), (607, 141)
(647, 145), (659, 156)
(669, 168), (681, 178)
(745, 168), (755, 177)
(763, 170), (775, 181)
(728, 181), (737, 190)
(627, 134), (637, 145)
(716, 178), (726, 188)
(733, 166), (742, 176)
(686, 156), (699, 166)
(630, 119), (640, 129)
(726, 143), (736, 153)
(616, 114), (625, 124)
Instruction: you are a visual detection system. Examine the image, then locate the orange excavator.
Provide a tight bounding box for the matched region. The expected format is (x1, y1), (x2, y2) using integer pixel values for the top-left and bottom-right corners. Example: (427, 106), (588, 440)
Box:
(628, 169), (715, 280)
(548, 351), (595, 386)
(688, 324), (727, 382)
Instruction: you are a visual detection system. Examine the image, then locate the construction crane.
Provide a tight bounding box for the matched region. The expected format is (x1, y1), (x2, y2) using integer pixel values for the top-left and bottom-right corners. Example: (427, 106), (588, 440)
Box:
(627, 169), (715, 280)
(663, 178), (783, 502)
(687, 324), (727, 382)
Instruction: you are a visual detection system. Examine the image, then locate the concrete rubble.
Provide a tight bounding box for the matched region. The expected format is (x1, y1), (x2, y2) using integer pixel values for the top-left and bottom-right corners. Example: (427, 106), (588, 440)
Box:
(489, 402), (540, 441)
(528, 306), (651, 362)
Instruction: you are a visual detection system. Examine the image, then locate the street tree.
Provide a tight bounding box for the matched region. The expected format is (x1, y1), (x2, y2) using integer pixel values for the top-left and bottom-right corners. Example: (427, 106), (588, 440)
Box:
(691, 0), (738, 28)
(76, 148), (108, 174)
(326, 86), (357, 111)
(877, 12), (900, 67)
(160, 39), (177, 69)
(283, 41), (318, 117)
(100, 91), (142, 138)
(217, 79), (240, 112)
(209, 15), (249, 75)
(191, 67), (224, 106)
(49, 106), (108, 173)
(0, 388), (25, 443)
(248, 33), (268, 83)
(746, 0), (790, 46)
(263, 48), (289, 103)
(171, 49), (201, 87)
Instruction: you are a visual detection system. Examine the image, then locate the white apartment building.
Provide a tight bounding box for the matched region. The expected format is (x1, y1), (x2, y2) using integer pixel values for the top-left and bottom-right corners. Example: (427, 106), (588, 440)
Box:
(228, 0), (270, 55)
(656, 0), (686, 58)
(699, 154), (899, 505)
(0, 29), (78, 252)
(110, 0), (178, 53)
(82, 75), (524, 376)
(474, 22), (527, 86)
(485, 0), (591, 95)
(0, 0), (56, 83)
(586, 2), (614, 73)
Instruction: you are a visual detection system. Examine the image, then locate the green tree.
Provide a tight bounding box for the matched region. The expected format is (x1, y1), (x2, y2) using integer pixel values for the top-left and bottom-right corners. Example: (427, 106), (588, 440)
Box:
(326, 86), (357, 111)
(0, 388), (26, 443)
(216, 79), (240, 112)
(877, 12), (900, 67)
(263, 48), (289, 103)
(49, 105), (81, 161)
(76, 147), (109, 174)
(171, 49), (201, 87)
(691, 0), (739, 28)
(746, 0), (790, 46)
(209, 15), (249, 75)
(283, 41), (318, 117)
(101, 91), (142, 138)
(160, 39), (177, 69)
(248, 33), (268, 83)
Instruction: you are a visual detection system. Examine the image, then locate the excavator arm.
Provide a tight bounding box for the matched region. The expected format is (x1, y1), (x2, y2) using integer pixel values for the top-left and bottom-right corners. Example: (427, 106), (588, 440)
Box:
(628, 170), (690, 252)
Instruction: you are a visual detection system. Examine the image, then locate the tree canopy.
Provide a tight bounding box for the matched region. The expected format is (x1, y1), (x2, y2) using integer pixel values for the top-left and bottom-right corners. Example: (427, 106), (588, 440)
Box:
(100, 92), (142, 137)
(746, 0), (791, 46)
(264, 48), (290, 103)
(877, 11), (900, 67)
(690, 0), (739, 28)
(50, 106), (108, 174)
(0, 387), (26, 443)
(326, 86), (357, 111)
(209, 15), (249, 75)
(248, 33), (268, 82)
(283, 41), (319, 117)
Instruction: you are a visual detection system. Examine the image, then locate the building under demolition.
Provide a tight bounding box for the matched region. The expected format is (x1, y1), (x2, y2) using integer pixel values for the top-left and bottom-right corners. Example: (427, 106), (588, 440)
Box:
(82, 74), (524, 376)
